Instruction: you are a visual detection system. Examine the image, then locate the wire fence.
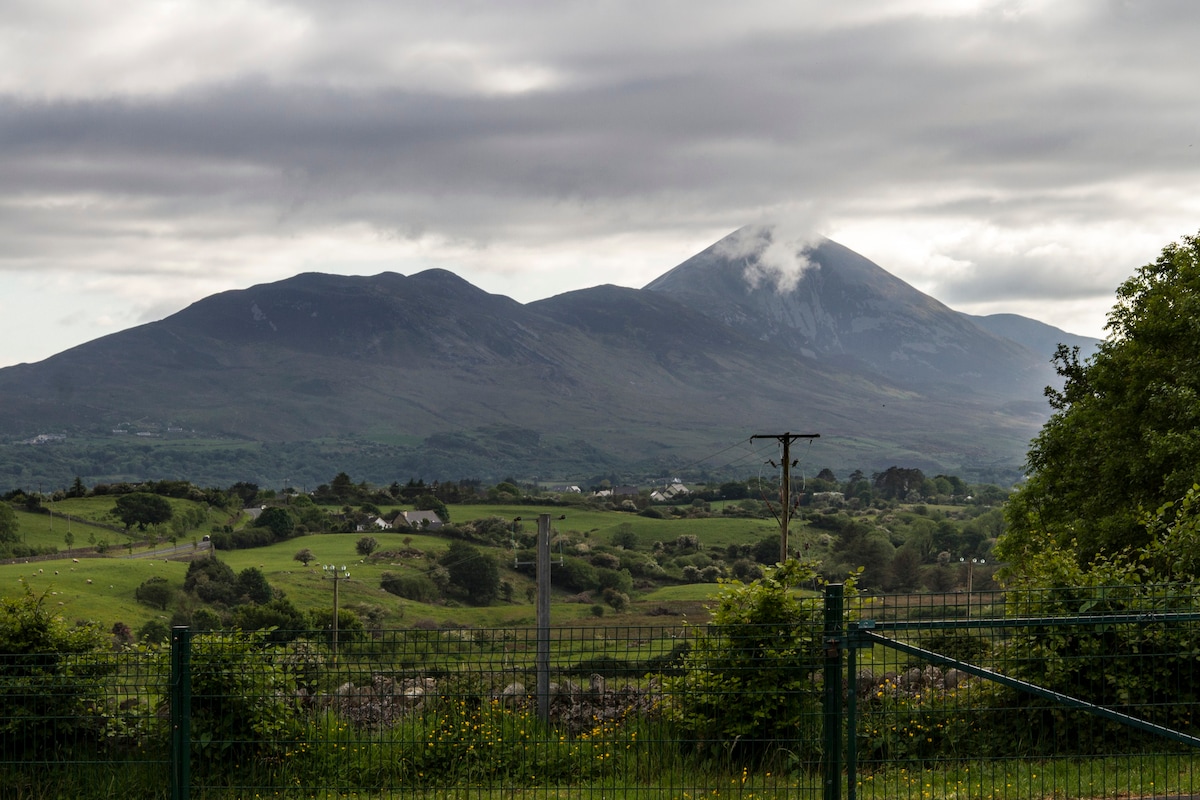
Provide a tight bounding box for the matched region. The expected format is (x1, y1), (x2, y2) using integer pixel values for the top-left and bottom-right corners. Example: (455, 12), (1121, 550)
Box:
(4, 584), (1200, 799)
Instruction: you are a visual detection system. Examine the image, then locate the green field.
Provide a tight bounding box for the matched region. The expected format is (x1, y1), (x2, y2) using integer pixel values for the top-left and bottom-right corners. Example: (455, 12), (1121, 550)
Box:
(2, 498), (749, 632)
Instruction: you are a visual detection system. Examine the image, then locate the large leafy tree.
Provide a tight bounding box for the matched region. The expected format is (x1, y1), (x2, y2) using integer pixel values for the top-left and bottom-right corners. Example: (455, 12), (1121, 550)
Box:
(440, 540), (499, 605)
(1000, 231), (1200, 569)
(255, 506), (297, 539)
(114, 492), (173, 531)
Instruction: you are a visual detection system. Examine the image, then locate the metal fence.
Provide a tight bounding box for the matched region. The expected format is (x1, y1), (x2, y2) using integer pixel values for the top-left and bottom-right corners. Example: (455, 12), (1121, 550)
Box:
(3, 584), (1200, 799)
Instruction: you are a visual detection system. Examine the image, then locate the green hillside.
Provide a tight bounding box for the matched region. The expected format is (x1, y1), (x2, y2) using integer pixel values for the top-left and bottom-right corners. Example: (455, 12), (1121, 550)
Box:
(1, 479), (1006, 639)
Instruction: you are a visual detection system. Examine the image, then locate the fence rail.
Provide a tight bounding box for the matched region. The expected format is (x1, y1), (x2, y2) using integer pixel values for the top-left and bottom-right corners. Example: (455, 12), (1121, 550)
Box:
(4, 584), (1200, 799)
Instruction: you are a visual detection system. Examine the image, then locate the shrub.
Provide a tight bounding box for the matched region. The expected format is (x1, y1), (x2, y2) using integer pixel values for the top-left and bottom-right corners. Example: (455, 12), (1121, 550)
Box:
(138, 619), (171, 645)
(184, 555), (238, 605)
(663, 559), (830, 765)
(381, 572), (441, 603)
(594, 566), (633, 594)
(184, 629), (303, 757)
(135, 576), (174, 610)
(551, 556), (597, 592)
(0, 591), (115, 758)
(254, 506), (297, 538)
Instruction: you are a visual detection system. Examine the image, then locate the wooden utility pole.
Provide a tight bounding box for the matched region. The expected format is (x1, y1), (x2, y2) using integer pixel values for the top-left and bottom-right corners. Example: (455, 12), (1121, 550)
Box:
(751, 432), (820, 562)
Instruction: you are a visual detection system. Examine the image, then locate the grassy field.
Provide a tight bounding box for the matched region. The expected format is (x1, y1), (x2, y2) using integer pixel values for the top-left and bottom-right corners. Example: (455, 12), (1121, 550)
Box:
(451, 503), (782, 550)
(2, 498), (744, 632)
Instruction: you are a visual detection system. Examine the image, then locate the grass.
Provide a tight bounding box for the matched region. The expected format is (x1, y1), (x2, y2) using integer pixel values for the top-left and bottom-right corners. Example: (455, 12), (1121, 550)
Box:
(4, 555), (191, 630)
(853, 753), (1200, 800)
(450, 504), (782, 552)
(3, 499), (786, 632)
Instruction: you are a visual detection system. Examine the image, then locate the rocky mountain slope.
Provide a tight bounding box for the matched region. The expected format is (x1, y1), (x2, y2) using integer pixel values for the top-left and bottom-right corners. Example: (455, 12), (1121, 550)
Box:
(0, 228), (1097, 489)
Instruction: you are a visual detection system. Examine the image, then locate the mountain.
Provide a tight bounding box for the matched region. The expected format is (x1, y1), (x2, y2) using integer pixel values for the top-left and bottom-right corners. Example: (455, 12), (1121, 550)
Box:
(0, 228), (1098, 490)
(967, 313), (1102, 361)
(644, 229), (1055, 398)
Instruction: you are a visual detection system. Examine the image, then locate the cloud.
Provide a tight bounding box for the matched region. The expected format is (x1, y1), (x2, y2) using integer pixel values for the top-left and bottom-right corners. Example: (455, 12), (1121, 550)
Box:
(715, 208), (827, 293)
(2, 0), (1200, 365)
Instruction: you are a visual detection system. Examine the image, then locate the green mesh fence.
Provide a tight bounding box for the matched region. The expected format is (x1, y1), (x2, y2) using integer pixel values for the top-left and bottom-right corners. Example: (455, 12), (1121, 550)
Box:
(846, 586), (1200, 800)
(2, 585), (1200, 799)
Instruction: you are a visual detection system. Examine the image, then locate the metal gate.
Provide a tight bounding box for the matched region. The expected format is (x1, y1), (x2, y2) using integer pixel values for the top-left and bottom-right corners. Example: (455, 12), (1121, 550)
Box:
(822, 584), (1200, 800)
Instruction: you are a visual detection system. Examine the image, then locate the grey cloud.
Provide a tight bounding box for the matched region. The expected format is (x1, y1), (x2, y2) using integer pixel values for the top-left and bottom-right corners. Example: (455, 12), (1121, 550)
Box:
(0, 2), (1198, 320)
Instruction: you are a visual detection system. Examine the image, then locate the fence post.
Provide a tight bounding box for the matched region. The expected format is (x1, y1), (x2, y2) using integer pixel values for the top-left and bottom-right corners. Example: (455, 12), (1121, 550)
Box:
(170, 626), (192, 800)
(823, 583), (844, 800)
(846, 622), (858, 800)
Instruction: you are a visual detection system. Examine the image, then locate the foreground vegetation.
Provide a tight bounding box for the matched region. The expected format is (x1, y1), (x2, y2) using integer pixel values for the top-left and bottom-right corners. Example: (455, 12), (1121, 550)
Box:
(10, 231), (1200, 798)
(4, 558), (1200, 800)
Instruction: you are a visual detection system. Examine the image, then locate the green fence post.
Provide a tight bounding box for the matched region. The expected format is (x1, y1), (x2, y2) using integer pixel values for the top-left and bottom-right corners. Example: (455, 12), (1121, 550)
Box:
(170, 626), (191, 800)
(846, 623), (859, 800)
(823, 583), (844, 800)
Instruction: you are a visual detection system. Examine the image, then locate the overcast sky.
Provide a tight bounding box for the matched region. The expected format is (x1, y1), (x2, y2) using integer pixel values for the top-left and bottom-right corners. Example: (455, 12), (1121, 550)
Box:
(2, 0), (1198, 368)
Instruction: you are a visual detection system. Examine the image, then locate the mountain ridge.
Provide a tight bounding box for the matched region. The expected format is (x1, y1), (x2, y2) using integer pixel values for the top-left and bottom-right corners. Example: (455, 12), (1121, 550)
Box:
(0, 229), (1097, 489)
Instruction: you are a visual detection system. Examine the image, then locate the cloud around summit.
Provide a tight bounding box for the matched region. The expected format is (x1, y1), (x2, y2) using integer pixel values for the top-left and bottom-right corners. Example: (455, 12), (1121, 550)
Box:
(1, 0), (1198, 366)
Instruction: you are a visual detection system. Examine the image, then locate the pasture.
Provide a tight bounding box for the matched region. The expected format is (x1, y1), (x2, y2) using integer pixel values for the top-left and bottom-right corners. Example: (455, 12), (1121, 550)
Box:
(2, 498), (744, 632)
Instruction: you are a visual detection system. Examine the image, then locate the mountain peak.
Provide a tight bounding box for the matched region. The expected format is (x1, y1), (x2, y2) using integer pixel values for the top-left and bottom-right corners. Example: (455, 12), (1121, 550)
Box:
(646, 227), (1050, 395)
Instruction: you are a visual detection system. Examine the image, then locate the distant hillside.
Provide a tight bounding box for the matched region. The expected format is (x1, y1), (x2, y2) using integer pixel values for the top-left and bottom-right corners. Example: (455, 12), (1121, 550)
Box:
(967, 312), (1103, 362)
(0, 228), (1098, 490)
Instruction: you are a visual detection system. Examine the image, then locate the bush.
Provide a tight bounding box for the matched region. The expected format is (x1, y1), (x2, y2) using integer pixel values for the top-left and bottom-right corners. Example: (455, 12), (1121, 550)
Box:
(184, 555), (238, 605)
(135, 576), (174, 610)
(381, 572), (441, 603)
(138, 619), (171, 645)
(663, 559), (830, 765)
(184, 630), (303, 757)
(592, 565), (630, 591)
(552, 556), (597, 592)
(0, 591), (115, 758)
(254, 506), (297, 538)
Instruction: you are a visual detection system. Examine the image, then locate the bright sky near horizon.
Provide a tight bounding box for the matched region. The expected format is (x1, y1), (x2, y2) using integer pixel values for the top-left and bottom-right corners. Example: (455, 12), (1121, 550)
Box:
(2, 0), (1198, 368)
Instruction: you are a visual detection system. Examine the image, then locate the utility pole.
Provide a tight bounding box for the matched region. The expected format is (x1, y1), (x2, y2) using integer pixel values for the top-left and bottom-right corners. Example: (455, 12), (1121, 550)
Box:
(535, 513), (551, 723)
(752, 432), (820, 562)
(515, 513), (559, 723)
(323, 564), (350, 663)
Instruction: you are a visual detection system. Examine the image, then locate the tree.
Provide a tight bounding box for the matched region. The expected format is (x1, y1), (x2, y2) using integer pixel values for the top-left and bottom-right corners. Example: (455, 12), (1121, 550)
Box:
(611, 523), (639, 550)
(135, 576), (174, 610)
(293, 547), (316, 567)
(355, 536), (379, 557)
(255, 506), (297, 539)
(1000, 230), (1200, 569)
(184, 555), (238, 606)
(440, 540), (500, 605)
(138, 619), (170, 645)
(872, 467), (925, 501)
(330, 471), (356, 502)
(0, 502), (18, 543)
(228, 481), (260, 507)
(114, 492), (173, 531)
(235, 567), (274, 605)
